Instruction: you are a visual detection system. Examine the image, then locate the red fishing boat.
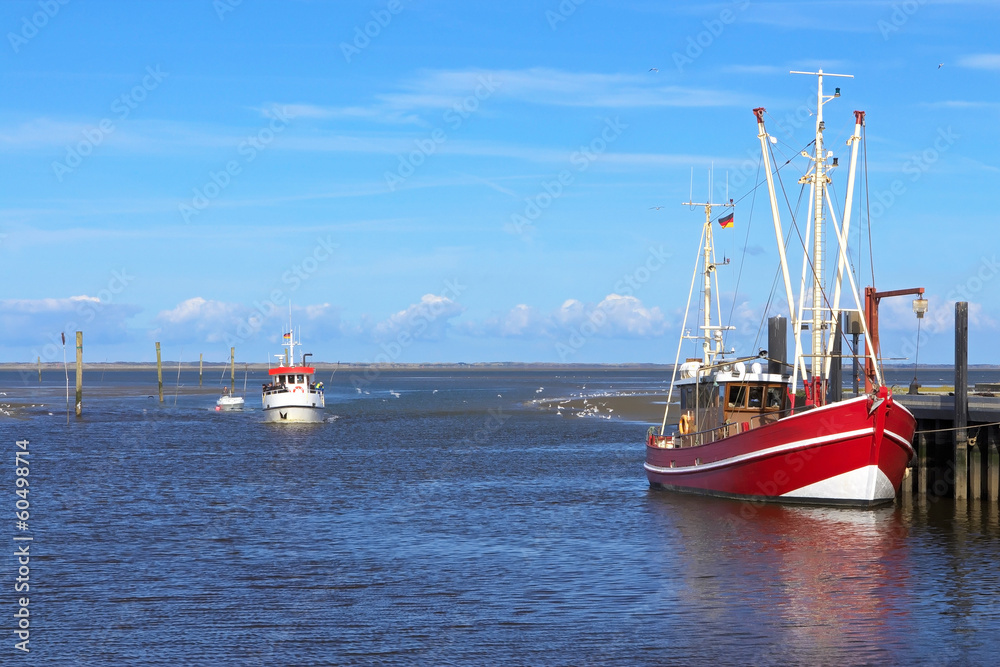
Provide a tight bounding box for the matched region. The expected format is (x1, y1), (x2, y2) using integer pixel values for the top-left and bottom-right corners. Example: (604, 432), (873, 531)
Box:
(645, 71), (923, 506)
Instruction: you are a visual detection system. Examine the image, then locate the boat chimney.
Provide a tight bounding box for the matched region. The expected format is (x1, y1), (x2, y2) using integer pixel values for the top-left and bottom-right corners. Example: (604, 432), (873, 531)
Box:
(768, 316), (787, 376)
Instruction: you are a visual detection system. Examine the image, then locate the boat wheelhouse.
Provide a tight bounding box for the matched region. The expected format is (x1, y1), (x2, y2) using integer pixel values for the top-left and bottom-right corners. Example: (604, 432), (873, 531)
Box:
(262, 328), (325, 423)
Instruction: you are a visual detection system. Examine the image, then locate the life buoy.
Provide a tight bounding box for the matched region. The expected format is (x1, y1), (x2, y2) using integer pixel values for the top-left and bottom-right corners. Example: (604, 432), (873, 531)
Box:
(293, 386), (304, 393)
(678, 414), (692, 435)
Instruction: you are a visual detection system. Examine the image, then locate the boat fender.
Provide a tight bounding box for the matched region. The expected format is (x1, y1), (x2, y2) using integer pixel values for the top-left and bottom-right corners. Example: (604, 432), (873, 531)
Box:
(678, 414), (692, 435)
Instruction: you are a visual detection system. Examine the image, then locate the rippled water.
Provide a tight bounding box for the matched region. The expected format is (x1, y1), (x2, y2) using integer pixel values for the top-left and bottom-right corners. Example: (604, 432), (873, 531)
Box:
(2, 368), (1000, 664)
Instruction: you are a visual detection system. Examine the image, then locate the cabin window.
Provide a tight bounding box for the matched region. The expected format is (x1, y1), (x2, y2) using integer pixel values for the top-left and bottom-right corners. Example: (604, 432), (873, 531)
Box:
(276, 375), (284, 384)
(727, 385), (746, 408)
(680, 386), (694, 410)
(766, 386), (784, 410)
(296, 374), (305, 383)
(748, 386), (763, 409)
(697, 384), (718, 409)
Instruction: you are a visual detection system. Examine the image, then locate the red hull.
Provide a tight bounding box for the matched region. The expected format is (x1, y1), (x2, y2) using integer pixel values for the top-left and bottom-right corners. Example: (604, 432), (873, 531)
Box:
(645, 393), (916, 507)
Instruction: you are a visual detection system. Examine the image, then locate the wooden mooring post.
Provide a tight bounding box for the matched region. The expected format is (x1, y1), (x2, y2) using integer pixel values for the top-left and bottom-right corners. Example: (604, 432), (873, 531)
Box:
(955, 302), (969, 500)
(156, 342), (164, 403)
(988, 427), (1000, 503)
(75, 331), (83, 417)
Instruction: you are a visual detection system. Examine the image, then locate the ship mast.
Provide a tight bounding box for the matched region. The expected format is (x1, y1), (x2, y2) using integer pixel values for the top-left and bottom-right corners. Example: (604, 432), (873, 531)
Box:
(658, 195), (734, 435)
(681, 197), (734, 367)
(789, 70), (853, 399)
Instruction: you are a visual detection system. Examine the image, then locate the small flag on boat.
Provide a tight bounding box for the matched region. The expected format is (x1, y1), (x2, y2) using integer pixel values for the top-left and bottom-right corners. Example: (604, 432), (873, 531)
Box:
(718, 212), (734, 228)
(283, 332), (292, 341)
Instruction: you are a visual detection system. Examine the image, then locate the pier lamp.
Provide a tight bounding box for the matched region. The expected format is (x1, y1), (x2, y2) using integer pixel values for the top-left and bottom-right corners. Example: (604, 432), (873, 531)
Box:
(912, 297), (928, 319)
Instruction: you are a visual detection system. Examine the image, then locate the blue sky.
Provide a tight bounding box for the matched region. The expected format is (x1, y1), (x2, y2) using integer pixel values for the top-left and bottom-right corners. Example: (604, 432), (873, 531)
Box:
(2, 0), (999, 365)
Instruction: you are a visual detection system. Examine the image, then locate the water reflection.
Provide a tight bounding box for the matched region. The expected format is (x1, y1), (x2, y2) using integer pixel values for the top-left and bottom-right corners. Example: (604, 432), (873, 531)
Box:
(643, 492), (916, 662)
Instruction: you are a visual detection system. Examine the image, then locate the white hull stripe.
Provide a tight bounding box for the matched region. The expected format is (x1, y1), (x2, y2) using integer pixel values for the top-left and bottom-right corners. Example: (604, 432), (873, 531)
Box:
(781, 465), (896, 501)
(645, 427), (913, 475)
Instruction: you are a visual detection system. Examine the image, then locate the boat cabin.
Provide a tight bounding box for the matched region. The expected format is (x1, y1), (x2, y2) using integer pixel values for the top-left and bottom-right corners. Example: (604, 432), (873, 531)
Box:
(263, 366), (323, 397)
(672, 360), (790, 447)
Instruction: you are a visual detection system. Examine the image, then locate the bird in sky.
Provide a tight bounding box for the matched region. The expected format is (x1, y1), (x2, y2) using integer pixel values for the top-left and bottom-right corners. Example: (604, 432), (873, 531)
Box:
(938, 63), (944, 68)
(649, 206), (665, 210)
(649, 67), (658, 72)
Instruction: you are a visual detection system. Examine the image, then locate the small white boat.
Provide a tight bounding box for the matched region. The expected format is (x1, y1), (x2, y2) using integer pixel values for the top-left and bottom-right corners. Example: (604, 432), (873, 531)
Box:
(262, 326), (325, 423)
(216, 388), (245, 411)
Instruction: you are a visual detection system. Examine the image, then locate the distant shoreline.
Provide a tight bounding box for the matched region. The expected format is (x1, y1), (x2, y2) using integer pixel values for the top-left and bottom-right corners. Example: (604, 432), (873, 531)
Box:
(0, 362), (992, 372)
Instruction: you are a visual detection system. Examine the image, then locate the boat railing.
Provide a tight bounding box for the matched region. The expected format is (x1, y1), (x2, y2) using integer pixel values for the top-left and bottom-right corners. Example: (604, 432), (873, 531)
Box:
(673, 408), (796, 448)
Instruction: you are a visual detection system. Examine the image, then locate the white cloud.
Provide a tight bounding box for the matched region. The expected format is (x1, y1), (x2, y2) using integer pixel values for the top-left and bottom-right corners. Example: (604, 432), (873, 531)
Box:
(463, 294), (668, 340)
(958, 54), (1000, 70)
(152, 297), (246, 344)
(369, 293), (464, 342)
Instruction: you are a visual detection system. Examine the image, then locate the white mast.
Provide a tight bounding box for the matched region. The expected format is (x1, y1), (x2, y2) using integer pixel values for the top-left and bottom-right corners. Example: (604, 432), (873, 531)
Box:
(790, 70), (852, 385)
(682, 196), (734, 367)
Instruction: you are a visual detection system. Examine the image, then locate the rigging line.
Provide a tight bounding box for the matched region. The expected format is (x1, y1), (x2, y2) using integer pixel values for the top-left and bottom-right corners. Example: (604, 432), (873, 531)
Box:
(863, 122), (876, 289)
(768, 140), (854, 323)
(762, 109), (818, 155)
(827, 180), (858, 277)
(916, 421), (1000, 436)
(725, 156), (761, 331)
(751, 184), (808, 353)
(726, 140), (812, 210)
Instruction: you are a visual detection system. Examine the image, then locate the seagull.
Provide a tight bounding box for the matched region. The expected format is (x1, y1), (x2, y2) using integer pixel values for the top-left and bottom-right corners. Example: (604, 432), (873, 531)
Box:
(649, 67), (659, 72)
(938, 63), (944, 69)
(649, 206), (665, 210)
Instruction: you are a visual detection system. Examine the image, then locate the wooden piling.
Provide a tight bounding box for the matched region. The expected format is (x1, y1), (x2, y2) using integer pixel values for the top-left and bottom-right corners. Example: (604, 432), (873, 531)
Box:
(230, 347), (236, 393)
(156, 342), (163, 403)
(74, 331), (83, 417)
(199, 353), (203, 386)
(971, 441), (983, 500)
(988, 426), (999, 503)
(955, 302), (969, 500)
(917, 430), (929, 499)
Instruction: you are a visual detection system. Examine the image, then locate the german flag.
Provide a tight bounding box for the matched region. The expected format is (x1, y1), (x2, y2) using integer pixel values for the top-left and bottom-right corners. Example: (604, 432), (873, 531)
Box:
(718, 212), (734, 228)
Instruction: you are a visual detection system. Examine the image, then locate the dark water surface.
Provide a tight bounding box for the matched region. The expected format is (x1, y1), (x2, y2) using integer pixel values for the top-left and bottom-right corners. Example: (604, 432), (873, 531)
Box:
(2, 368), (1000, 665)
